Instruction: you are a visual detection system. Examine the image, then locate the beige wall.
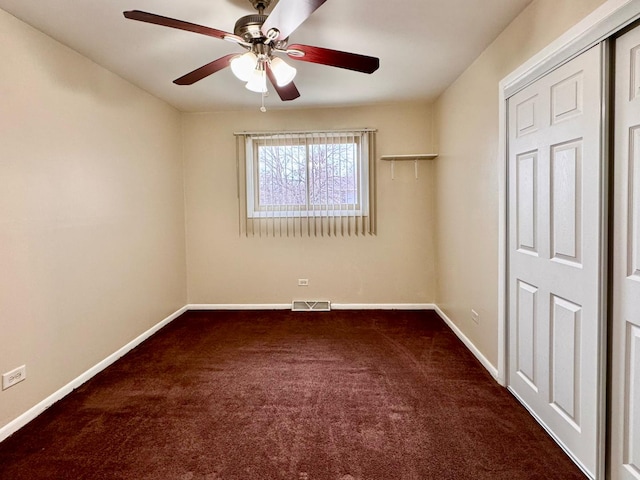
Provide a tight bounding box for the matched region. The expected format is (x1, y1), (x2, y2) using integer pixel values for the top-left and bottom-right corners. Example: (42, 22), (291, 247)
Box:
(433, 0), (607, 367)
(183, 103), (436, 305)
(0, 10), (187, 429)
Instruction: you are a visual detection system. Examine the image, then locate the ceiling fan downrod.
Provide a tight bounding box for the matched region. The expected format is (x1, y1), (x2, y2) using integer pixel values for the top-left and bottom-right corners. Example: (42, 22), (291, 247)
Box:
(250, 0), (271, 15)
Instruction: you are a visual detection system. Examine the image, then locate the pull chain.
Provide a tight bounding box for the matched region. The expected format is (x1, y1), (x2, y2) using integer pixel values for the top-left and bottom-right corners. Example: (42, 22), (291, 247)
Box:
(260, 89), (267, 113)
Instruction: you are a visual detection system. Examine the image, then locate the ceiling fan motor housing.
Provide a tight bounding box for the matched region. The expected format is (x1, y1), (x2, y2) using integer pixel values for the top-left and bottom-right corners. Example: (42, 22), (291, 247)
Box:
(234, 13), (288, 51)
(234, 14), (269, 41)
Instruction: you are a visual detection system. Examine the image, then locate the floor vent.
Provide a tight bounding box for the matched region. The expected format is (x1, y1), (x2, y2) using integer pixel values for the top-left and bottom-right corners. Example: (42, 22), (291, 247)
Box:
(292, 300), (331, 312)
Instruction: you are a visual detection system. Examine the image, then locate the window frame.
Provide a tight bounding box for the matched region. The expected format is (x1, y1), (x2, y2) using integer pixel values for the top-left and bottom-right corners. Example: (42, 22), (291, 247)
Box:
(245, 131), (370, 219)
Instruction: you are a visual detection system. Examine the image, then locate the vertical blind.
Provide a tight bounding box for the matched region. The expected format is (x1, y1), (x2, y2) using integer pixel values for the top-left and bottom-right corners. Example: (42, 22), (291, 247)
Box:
(235, 129), (377, 237)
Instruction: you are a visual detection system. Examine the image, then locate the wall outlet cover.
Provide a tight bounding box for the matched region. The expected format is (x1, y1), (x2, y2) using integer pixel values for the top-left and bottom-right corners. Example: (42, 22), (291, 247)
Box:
(2, 365), (26, 390)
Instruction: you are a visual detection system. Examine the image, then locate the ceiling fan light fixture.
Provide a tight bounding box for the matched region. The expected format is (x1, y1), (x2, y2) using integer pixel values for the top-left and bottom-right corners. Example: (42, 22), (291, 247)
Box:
(270, 57), (297, 86)
(245, 67), (268, 93)
(230, 51), (258, 81)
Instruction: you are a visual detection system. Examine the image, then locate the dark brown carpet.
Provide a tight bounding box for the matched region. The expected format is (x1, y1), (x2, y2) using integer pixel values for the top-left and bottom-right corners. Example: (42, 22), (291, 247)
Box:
(0, 310), (585, 479)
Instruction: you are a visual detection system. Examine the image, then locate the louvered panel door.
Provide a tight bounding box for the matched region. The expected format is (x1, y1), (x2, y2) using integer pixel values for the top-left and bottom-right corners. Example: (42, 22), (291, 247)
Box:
(611, 25), (640, 480)
(507, 45), (605, 479)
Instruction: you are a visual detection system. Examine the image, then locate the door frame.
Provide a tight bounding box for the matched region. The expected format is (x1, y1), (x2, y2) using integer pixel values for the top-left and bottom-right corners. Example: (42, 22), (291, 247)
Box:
(498, 1), (640, 478)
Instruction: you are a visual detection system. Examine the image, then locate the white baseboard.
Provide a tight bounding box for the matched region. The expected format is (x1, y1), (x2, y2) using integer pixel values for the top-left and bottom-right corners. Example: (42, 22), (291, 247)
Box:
(186, 303), (291, 310)
(433, 305), (500, 382)
(187, 303), (436, 311)
(0, 306), (188, 443)
(331, 303), (436, 310)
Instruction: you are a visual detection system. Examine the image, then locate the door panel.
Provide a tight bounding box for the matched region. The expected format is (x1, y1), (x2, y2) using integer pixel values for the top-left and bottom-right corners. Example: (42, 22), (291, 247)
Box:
(516, 279), (538, 389)
(550, 294), (581, 428)
(517, 151), (538, 254)
(516, 95), (540, 136)
(507, 45), (604, 479)
(612, 25), (640, 480)
(551, 72), (584, 124)
(631, 126), (640, 279)
(624, 324), (640, 476)
(551, 140), (582, 265)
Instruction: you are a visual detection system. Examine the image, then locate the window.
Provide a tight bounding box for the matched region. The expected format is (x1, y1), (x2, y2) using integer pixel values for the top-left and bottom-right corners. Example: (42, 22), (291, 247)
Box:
(247, 132), (368, 217)
(236, 129), (376, 237)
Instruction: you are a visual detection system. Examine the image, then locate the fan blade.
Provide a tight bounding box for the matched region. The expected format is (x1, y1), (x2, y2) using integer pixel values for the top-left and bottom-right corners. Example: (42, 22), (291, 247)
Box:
(286, 44), (379, 74)
(261, 0), (327, 42)
(173, 54), (237, 85)
(266, 65), (301, 101)
(123, 10), (243, 43)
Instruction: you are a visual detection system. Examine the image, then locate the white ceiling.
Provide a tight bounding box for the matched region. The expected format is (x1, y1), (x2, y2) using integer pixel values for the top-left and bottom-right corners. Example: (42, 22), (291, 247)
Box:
(0, 0), (533, 112)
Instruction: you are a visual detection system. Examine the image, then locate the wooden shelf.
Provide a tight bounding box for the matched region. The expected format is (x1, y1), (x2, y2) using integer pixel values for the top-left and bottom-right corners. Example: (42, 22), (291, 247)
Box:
(380, 154), (438, 161)
(380, 154), (438, 179)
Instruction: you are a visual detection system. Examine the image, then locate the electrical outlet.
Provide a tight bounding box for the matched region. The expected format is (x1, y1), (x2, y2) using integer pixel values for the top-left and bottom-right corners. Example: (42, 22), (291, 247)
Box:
(471, 309), (479, 325)
(2, 365), (26, 390)
(298, 279), (309, 286)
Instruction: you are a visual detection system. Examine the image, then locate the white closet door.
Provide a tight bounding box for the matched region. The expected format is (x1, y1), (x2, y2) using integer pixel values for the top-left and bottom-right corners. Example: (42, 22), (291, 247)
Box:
(612, 25), (640, 480)
(507, 45), (605, 479)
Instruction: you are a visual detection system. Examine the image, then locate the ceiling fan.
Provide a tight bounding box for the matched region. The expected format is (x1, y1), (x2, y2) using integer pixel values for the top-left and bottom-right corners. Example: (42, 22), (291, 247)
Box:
(123, 0), (380, 104)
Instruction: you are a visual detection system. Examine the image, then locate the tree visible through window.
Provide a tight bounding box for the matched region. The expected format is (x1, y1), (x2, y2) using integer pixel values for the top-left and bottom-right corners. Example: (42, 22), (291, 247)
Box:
(248, 133), (367, 217)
